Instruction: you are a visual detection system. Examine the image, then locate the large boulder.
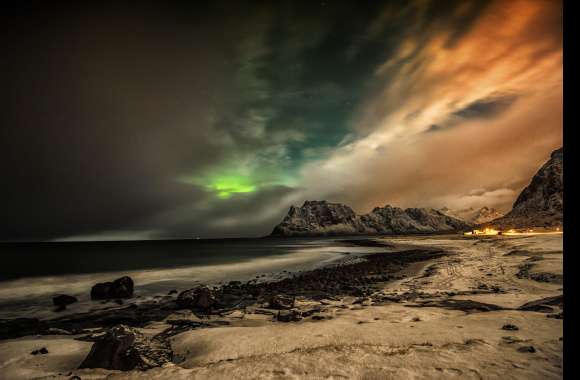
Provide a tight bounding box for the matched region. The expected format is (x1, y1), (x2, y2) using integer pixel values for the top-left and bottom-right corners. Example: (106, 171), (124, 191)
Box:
(176, 286), (216, 310)
(78, 325), (171, 371)
(91, 276), (134, 300)
(53, 294), (78, 307)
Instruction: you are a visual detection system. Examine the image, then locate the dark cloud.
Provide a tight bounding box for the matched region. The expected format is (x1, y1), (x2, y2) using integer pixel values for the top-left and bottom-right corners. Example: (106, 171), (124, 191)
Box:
(425, 124), (444, 133)
(452, 94), (519, 119)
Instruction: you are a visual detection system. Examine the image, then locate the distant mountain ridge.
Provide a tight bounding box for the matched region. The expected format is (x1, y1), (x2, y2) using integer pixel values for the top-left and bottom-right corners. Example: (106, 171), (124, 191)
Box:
(486, 147), (563, 229)
(439, 206), (504, 225)
(271, 201), (471, 237)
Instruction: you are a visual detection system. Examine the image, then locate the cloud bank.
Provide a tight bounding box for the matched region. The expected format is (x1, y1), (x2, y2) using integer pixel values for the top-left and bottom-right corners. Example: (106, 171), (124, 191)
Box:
(1, 0), (561, 240)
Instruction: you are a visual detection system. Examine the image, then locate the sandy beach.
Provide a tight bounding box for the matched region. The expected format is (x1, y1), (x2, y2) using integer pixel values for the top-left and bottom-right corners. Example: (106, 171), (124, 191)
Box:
(0, 234), (563, 379)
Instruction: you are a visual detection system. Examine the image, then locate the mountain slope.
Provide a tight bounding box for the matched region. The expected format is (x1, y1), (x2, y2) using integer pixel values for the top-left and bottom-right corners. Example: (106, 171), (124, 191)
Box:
(271, 201), (471, 237)
(440, 206), (504, 224)
(486, 147), (563, 229)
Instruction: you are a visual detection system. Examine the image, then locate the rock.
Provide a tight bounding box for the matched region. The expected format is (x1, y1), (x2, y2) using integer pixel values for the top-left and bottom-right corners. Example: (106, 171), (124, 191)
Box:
(407, 299), (504, 313)
(518, 294), (563, 312)
(176, 286), (216, 310)
(268, 294), (295, 310)
(276, 310), (302, 322)
(502, 324), (519, 331)
(78, 325), (171, 371)
(90, 276), (134, 300)
(31, 347), (49, 355)
(168, 289), (178, 295)
(53, 294), (78, 307)
(501, 336), (525, 344)
(517, 345), (536, 353)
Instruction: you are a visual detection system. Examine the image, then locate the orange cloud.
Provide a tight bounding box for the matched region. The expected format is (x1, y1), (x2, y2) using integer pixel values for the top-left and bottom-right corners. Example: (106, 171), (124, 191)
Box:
(300, 0), (562, 213)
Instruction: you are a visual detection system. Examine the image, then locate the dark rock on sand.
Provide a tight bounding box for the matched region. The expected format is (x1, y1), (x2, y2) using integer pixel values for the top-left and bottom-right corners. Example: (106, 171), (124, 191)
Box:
(517, 345), (536, 353)
(78, 325), (172, 371)
(176, 286), (216, 310)
(276, 310), (302, 322)
(31, 347), (49, 355)
(91, 276), (134, 300)
(518, 294), (563, 312)
(406, 299), (504, 313)
(502, 324), (519, 331)
(53, 294), (78, 307)
(269, 294), (295, 310)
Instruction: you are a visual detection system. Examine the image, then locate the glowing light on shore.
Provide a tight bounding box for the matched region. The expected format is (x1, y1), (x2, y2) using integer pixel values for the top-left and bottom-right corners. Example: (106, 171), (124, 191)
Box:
(465, 228), (563, 236)
(464, 228), (499, 236)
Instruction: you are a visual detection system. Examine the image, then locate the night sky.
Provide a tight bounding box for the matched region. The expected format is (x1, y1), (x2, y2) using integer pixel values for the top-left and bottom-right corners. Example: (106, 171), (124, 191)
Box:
(2, 0), (562, 241)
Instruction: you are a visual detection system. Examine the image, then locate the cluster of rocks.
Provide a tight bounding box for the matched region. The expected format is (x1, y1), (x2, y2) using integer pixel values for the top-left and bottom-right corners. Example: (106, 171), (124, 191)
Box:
(48, 276), (135, 313)
(166, 248), (446, 323)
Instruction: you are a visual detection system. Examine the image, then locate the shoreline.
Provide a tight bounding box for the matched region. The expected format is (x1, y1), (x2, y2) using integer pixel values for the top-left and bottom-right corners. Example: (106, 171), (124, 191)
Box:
(0, 234), (563, 379)
(0, 239), (444, 340)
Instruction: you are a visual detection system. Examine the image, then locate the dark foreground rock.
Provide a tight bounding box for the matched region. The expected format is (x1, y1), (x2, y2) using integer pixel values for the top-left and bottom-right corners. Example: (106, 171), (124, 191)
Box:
(91, 276), (134, 300)
(78, 325), (172, 371)
(176, 286), (216, 310)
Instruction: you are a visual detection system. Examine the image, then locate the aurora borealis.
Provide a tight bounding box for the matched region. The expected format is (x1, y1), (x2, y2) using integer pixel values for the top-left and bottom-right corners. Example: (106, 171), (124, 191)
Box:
(2, 0), (562, 240)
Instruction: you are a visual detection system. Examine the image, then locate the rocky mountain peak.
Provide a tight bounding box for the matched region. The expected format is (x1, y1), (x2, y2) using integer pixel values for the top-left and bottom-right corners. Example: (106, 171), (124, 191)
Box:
(271, 201), (471, 237)
(485, 147), (563, 228)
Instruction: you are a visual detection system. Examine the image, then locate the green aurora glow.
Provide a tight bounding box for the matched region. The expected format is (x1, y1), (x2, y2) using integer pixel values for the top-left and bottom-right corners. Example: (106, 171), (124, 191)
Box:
(209, 176), (256, 198)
